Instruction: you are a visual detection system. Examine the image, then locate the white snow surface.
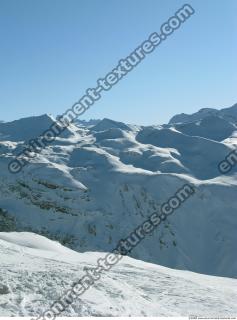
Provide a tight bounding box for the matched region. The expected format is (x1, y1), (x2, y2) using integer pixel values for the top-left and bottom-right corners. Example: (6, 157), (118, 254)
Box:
(0, 106), (237, 281)
(169, 102), (237, 125)
(0, 232), (237, 317)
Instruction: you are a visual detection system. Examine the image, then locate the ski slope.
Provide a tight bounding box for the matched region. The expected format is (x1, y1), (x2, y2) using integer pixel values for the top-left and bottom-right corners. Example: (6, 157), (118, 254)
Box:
(0, 232), (236, 317)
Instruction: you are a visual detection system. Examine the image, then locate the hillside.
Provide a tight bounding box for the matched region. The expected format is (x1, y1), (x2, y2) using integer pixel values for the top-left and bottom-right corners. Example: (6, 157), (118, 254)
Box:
(0, 104), (237, 279)
(0, 232), (236, 317)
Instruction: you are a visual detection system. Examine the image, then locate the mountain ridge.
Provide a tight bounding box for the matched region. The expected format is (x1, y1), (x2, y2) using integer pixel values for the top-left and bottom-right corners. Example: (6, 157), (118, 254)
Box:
(0, 103), (237, 278)
(169, 103), (237, 124)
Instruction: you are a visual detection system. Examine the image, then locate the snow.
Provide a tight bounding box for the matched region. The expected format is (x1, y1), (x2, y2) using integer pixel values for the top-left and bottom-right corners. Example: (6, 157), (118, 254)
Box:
(0, 114), (77, 142)
(169, 103), (237, 124)
(0, 105), (237, 282)
(136, 126), (236, 179)
(91, 118), (133, 132)
(174, 115), (237, 142)
(0, 232), (237, 317)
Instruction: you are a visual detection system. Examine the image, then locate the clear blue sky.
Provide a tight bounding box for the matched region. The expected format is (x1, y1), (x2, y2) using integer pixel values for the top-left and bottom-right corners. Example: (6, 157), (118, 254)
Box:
(0, 0), (236, 125)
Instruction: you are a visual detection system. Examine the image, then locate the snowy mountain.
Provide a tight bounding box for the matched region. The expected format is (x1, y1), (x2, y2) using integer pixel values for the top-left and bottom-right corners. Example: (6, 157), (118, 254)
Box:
(72, 118), (101, 128)
(1, 232), (237, 317)
(0, 114), (77, 141)
(0, 104), (237, 282)
(169, 103), (237, 124)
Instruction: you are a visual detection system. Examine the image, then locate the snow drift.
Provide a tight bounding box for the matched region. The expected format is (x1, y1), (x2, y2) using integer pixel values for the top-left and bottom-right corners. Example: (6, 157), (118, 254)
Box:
(0, 232), (236, 317)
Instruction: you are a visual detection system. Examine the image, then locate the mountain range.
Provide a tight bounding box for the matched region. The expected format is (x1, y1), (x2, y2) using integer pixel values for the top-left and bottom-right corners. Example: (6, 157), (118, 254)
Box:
(0, 104), (237, 315)
(0, 103), (237, 280)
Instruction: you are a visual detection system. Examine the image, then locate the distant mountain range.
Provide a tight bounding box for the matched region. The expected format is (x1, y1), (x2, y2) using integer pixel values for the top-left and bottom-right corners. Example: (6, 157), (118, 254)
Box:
(0, 102), (237, 279)
(169, 103), (237, 124)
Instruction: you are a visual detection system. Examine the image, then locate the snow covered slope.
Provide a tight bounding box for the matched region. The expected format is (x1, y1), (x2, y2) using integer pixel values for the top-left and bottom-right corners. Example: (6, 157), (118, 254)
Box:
(169, 103), (237, 124)
(173, 115), (237, 142)
(0, 105), (237, 279)
(0, 232), (236, 317)
(0, 114), (77, 141)
(168, 103), (237, 142)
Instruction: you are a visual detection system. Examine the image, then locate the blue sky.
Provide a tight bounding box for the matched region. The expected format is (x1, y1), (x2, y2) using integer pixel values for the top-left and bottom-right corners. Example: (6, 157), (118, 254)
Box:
(0, 0), (236, 125)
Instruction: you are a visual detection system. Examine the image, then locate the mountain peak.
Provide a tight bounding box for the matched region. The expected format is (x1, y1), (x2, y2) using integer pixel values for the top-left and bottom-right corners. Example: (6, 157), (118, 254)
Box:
(169, 103), (237, 124)
(91, 118), (132, 132)
(0, 113), (76, 142)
